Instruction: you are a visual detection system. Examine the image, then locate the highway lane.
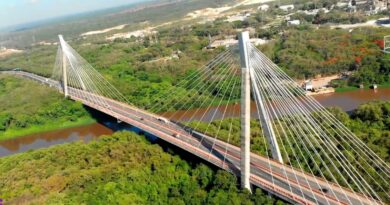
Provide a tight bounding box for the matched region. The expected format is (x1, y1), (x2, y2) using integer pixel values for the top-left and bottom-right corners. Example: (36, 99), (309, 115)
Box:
(3, 71), (379, 205)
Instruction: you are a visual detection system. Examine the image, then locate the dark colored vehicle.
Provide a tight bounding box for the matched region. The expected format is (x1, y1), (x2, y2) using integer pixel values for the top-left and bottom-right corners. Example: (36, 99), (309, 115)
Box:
(320, 188), (329, 193)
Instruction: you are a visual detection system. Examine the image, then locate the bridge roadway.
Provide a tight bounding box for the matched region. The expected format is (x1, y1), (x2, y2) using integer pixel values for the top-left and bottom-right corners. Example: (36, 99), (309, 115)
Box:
(4, 71), (379, 205)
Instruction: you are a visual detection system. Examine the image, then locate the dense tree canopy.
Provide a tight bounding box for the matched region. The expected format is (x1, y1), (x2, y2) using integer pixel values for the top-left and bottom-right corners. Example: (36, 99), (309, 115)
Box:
(0, 131), (287, 205)
(0, 75), (94, 140)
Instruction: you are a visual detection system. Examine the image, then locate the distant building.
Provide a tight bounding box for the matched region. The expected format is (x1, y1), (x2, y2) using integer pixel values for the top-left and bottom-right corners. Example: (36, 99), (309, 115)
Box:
(303, 80), (313, 91)
(336, 2), (348, 8)
(373, 0), (388, 10)
(287, 20), (301, 26)
(300, 8), (330, 15)
(258, 4), (270, 11)
(279, 4), (294, 11)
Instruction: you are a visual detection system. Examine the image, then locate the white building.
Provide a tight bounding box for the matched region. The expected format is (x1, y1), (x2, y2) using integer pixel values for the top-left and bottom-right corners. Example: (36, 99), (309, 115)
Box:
(279, 4), (294, 11)
(303, 80), (313, 91)
(287, 20), (301, 26)
(258, 4), (270, 11)
(300, 8), (330, 15)
(336, 2), (348, 8)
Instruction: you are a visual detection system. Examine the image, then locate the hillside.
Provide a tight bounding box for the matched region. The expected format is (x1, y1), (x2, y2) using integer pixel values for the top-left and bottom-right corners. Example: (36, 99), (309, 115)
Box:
(0, 0), (235, 48)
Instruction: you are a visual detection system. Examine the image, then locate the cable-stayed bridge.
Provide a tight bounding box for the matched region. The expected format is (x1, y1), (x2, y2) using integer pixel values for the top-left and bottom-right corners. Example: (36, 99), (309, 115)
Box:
(3, 32), (389, 205)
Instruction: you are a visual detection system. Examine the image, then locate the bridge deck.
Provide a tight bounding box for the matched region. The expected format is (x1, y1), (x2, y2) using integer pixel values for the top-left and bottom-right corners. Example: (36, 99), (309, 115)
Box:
(4, 71), (380, 205)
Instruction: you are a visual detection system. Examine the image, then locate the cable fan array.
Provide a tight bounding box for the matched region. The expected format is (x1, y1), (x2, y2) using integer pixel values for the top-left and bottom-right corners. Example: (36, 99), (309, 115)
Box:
(247, 43), (390, 204)
(52, 38), (130, 114)
(149, 48), (241, 120)
(148, 44), (389, 204)
(50, 35), (389, 204)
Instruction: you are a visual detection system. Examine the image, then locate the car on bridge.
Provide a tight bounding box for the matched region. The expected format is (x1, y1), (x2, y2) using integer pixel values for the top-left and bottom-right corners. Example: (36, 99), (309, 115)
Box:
(172, 133), (180, 139)
(157, 117), (169, 124)
(319, 188), (329, 193)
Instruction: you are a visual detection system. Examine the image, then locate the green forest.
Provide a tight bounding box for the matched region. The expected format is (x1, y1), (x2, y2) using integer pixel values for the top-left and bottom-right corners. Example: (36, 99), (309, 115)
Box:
(0, 75), (94, 141)
(2, 18), (390, 110)
(0, 131), (287, 205)
(259, 27), (390, 87)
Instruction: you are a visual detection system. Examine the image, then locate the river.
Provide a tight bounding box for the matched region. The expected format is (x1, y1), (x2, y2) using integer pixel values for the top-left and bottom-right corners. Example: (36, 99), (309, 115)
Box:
(1, 88), (389, 157)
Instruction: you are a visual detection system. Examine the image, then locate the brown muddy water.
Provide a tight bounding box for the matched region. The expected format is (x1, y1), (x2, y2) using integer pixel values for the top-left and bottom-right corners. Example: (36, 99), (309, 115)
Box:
(1, 88), (389, 157)
(313, 88), (390, 111)
(162, 88), (390, 122)
(0, 123), (113, 157)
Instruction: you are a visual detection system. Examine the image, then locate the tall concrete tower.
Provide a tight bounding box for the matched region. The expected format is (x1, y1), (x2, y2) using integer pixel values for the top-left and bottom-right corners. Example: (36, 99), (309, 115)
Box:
(58, 35), (68, 97)
(238, 31), (251, 192)
(238, 31), (283, 191)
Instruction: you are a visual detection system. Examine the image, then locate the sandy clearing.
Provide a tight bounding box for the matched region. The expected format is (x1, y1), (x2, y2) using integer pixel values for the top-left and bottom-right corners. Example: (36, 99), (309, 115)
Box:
(106, 27), (158, 40)
(311, 75), (340, 88)
(186, 7), (231, 19)
(186, 0), (275, 20)
(240, 0), (275, 6)
(330, 20), (378, 29)
(297, 74), (340, 88)
(107, 0), (275, 40)
(81, 24), (127, 36)
(0, 49), (23, 58)
(106, 20), (177, 40)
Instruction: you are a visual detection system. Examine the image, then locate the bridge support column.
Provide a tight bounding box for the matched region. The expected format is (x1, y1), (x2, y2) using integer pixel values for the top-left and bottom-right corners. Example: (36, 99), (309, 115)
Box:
(238, 31), (251, 192)
(59, 35), (68, 97)
(241, 33), (283, 164)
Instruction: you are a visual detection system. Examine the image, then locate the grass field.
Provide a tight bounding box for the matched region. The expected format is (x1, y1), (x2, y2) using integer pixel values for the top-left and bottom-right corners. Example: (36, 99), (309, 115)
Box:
(335, 82), (390, 92)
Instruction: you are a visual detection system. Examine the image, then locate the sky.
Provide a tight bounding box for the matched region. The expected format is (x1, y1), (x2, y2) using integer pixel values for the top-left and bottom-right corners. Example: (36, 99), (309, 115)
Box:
(0, 0), (146, 29)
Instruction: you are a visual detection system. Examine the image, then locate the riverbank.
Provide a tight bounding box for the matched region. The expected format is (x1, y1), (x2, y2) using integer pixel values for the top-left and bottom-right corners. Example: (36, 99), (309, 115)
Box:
(0, 117), (96, 142)
(335, 83), (390, 92)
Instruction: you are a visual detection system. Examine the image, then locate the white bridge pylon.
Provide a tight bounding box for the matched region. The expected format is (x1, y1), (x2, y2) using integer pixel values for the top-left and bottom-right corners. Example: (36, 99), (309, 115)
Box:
(53, 35), (130, 118)
(236, 32), (390, 203)
(50, 34), (390, 204)
(238, 31), (283, 192)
